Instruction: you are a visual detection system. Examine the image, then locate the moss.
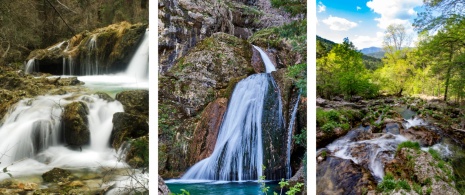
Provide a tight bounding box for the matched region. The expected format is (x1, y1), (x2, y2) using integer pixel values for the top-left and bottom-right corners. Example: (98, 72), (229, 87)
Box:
(219, 75), (247, 99)
(397, 141), (421, 153)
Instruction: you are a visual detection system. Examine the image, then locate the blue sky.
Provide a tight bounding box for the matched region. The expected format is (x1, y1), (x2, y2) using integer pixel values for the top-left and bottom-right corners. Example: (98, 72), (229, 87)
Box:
(316, 0), (424, 49)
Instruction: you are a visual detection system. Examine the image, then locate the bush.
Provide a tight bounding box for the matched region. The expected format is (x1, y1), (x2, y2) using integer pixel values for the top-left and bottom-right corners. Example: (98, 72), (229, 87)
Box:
(397, 141), (421, 152)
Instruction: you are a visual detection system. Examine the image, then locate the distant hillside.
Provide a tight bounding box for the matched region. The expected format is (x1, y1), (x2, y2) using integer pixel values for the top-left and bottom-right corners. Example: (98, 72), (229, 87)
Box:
(365, 51), (385, 59)
(361, 47), (383, 54)
(317, 36), (383, 70)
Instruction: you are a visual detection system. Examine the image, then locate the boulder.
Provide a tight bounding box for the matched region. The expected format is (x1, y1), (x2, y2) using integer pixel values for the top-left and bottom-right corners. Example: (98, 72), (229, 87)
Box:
(384, 123), (401, 135)
(42, 168), (72, 183)
(111, 112), (148, 150)
(400, 126), (441, 147)
(317, 156), (376, 195)
(125, 136), (149, 168)
(62, 101), (90, 146)
(187, 98), (228, 166)
(115, 90), (149, 117)
(158, 175), (171, 195)
(93, 92), (114, 102)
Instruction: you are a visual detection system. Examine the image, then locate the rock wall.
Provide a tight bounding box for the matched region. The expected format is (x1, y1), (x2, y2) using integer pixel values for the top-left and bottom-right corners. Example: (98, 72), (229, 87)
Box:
(158, 0), (291, 72)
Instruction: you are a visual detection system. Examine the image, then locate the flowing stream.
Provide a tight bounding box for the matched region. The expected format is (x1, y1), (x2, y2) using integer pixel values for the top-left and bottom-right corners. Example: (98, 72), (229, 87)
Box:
(0, 30), (149, 192)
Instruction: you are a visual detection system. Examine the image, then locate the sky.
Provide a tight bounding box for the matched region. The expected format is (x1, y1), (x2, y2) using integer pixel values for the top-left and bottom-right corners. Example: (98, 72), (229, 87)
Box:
(316, 0), (424, 49)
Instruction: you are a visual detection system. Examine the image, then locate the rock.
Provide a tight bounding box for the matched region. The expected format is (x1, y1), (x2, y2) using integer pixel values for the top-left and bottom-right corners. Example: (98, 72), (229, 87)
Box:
(385, 148), (459, 195)
(401, 126), (441, 146)
(158, 0), (291, 72)
(384, 123), (401, 135)
(317, 156), (376, 195)
(251, 47), (265, 73)
(42, 168), (72, 183)
(93, 92), (114, 102)
(126, 136), (149, 168)
(68, 181), (84, 187)
(187, 98), (228, 166)
(62, 101), (90, 147)
(158, 175), (171, 195)
(115, 90), (148, 116)
(111, 112), (148, 150)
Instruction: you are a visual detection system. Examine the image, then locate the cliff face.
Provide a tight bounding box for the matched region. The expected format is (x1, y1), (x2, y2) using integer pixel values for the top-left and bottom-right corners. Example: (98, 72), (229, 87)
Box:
(26, 22), (147, 75)
(158, 0), (291, 73)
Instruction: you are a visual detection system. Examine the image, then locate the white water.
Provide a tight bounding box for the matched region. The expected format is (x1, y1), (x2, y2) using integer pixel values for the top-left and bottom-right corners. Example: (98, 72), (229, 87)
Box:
(25, 58), (35, 74)
(0, 94), (126, 180)
(252, 45), (276, 73)
(182, 74), (269, 181)
(81, 35), (100, 75)
(327, 130), (409, 181)
(286, 93), (301, 179)
(125, 29), (149, 80)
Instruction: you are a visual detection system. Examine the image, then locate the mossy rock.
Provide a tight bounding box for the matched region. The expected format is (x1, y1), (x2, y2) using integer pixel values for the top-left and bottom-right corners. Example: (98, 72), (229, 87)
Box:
(93, 92), (114, 102)
(62, 101), (90, 147)
(115, 90), (148, 116)
(42, 168), (72, 183)
(126, 136), (149, 168)
(111, 112), (148, 150)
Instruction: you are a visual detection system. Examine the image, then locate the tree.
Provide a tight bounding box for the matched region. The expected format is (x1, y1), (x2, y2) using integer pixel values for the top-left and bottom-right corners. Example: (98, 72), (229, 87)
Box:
(383, 24), (411, 58)
(414, 0), (465, 32)
(317, 38), (378, 99)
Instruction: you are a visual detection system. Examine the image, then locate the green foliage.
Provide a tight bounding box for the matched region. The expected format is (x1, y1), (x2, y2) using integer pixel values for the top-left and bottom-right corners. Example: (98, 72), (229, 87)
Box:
(397, 141), (421, 152)
(270, 0), (306, 17)
(377, 174), (397, 192)
(293, 128), (306, 147)
(317, 38), (379, 99)
(317, 108), (353, 133)
(413, 183), (422, 194)
(130, 137), (149, 169)
(170, 189), (191, 195)
(287, 63), (307, 96)
(397, 179), (411, 191)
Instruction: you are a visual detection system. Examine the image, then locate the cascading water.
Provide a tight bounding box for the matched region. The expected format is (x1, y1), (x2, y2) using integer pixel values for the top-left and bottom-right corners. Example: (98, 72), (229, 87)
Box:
(25, 58), (35, 74)
(252, 45), (276, 73)
(0, 94), (125, 179)
(286, 92), (301, 179)
(180, 45), (283, 181)
(81, 35), (99, 75)
(125, 29), (149, 80)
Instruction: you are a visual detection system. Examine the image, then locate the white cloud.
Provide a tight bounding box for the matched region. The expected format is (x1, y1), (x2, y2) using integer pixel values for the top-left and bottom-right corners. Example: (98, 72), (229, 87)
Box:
(356, 6), (361, 11)
(352, 32), (384, 48)
(318, 1), (326, 13)
(366, 0), (423, 29)
(322, 16), (358, 31)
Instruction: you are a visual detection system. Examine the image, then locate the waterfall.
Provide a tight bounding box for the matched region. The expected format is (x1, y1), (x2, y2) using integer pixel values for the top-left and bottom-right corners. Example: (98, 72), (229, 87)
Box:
(252, 45), (276, 73)
(81, 35), (100, 75)
(125, 29), (149, 80)
(286, 92), (301, 179)
(25, 58), (35, 74)
(181, 45), (283, 181)
(181, 74), (268, 181)
(0, 94), (124, 176)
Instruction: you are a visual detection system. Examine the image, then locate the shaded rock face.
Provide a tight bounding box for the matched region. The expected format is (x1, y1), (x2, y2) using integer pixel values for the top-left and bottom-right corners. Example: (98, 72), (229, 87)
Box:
(317, 156), (376, 195)
(125, 135), (149, 168)
(158, 175), (171, 195)
(251, 47), (266, 73)
(385, 148), (460, 195)
(262, 75), (286, 180)
(62, 101), (90, 147)
(115, 90), (149, 116)
(42, 168), (72, 183)
(111, 112), (149, 150)
(158, 0), (291, 72)
(27, 22), (147, 75)
(187, 98), (227, 166)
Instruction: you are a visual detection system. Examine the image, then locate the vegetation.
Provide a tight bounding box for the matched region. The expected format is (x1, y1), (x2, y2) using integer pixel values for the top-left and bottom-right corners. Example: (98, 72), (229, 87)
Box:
(270, 0), (306, 17)
(259, 166), (304, 195)
(397, 141), (421, 152)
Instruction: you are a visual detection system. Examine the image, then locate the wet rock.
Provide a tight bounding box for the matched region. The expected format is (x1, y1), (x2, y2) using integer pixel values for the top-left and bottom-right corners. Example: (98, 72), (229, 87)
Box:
(111, 112), (148, 150)
(317, 156), (376, 195)
(42, 168), (72, 183)
(251, 47), (265, 73)
(68, 181), (84, 187)
(187, 98), (228, 166)
(93, 92), (114, 102)
(125, 135), (149, 168)
(384, 123), (401, 135)
(400, 126), (441, 146)
(158, 175), (171, 195)
(62, 101), (90, 146)
(115, 90), (148, 116)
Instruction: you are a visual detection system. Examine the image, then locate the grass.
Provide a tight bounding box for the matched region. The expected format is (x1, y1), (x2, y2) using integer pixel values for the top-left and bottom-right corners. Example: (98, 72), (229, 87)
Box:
(397, 141), (421, 152)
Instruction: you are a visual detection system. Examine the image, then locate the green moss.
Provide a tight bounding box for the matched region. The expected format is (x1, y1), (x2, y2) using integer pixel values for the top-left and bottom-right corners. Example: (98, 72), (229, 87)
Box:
(397, 141), (421, 152)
